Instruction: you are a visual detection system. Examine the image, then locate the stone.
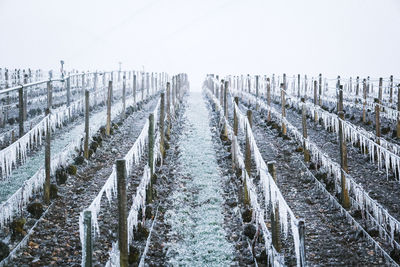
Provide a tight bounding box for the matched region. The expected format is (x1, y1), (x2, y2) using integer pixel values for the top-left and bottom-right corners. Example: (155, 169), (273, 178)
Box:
(90, 141), (99, 152)
(0, 241), (10, 261)
(74, 156), (85, 165)
(27, 202), (44, 219)
(56, 169), (68, 184)
(66, 165), (77, 175)
(242, 209), (252, 223)
(134, 224), (149, 241)
(11, 218), (26, 238)
(243, 223), (256, 239)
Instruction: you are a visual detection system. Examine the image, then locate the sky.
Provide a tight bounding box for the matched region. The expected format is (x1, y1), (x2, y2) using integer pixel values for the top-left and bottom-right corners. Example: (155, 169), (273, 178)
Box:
(1, 0), (400, 87)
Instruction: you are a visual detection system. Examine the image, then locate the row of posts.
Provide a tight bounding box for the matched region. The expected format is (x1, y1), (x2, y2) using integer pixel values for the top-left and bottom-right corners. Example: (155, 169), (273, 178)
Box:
(210, 75), (306, 266)
(83, 73), (187, 267)
(234, 73), (400, 141)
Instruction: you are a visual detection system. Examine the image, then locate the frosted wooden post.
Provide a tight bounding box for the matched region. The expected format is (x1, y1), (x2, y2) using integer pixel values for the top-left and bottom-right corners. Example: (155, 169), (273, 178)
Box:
(355, 76), (360, 103)
(146, 73), (150, 97)
(318, 73), (322, 106)
(44, 108), (51, 204)
(121, 75), (126, 119)
(82, 73), (85, 98)
(147, 113), (154, 202)
(233, 97), (239, 136)
(47, 80), (53, 109)
(66, 76), (71, 106)
(220, 80), (224, 107)
(301, 98), (310, 162)
(116, 159), (128, 267)
(141, 72), (144, 102)
(106, 81), (112, 135)
(18, 86), (24, 137)
(338, 86), (350, 209)
(83, 210), (93, 267)
(224, 81), (228, 117)
(215, 78), (219, 100)
(244, 110), (252, 206)
(267, 77), (271, 121)
(255, 75), (259, 111)
(133, 74), (137, 105)
(281, 83), (287, 135)
(4, 69), (9, 126)
(297, 74), (301, 98)
(362, 79), (367, 123)
(390, 75), (393, 103)
(378, 78), (383, 105)
(84, 90), (90, 159)
(298, 220), (306, 267)
(160, 93), (165, 158)
(23, 75), (27, 121)
(313, 80), (318, 123)
(268, 161), (281, 252)
(375, 98), (381, 145)
(166, 82), (171, 138)
(397, 84), (400, 139)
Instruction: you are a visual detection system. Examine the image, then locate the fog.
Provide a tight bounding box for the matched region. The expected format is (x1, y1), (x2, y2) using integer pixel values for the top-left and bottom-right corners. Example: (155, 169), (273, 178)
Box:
(1, 0), (399, 88)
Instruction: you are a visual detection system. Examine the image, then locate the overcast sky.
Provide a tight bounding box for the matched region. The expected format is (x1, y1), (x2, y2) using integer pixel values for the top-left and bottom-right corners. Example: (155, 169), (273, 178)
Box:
(1, 0), (399, 86)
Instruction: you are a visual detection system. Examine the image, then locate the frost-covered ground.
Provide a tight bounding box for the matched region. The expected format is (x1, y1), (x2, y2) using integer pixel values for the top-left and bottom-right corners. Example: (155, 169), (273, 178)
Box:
(6, 96), (159, 266)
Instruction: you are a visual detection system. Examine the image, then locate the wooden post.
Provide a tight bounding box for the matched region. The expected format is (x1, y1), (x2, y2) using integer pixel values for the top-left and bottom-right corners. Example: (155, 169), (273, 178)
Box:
(390, 75), (393, 104)
(397, 84), (400, 139)
(116, 159), (128, 267)
(378, 78), (383, 110)
(268, 161), (281, 252)
(298, 220), (306, 267)
(141, 72), (145, 102)
(47, 80), (52, 109)
(106, 81), (112, 135)
(338, 86), (350, 209)
(23, 75), (27, 121)
(83, 210), (93, 267)
(133, 74), (137, 105)
(220, 80), (224, 107)
(146, 73), (150, 97)
(301, 98), (310, 162)
(267, 78), (271, 121)
(4, 69), (9, 126)
(84, 90), (90, 159)
(224, 81), (228, 117)
(355, 76), (360, 98)
(233, 97), (239, 136)
(375, 98), (381, 145)
(297, 74), (301, 98)
(281, 83), (287, 135)
(82, 73), (85, 98)
(147, 113), (154, 202)
(255, 75), (259, 111)
(362, 79), (367, 123)
(313, 80), (318, 123)
(318, 73), (322, 106)
(160, 93), (165, 158)
(44, 108), (51, 204)
(166, 82), (171, 138)
(18, 86), (24, 137)
(122, 75), (126, 119)
(67, 76), (71, 106)
(244, 110), (252, 206)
